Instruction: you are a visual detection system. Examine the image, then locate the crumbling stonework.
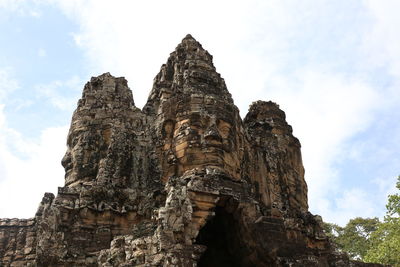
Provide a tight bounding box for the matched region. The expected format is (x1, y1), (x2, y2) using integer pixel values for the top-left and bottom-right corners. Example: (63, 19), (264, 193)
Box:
(0, 35), (387, 266)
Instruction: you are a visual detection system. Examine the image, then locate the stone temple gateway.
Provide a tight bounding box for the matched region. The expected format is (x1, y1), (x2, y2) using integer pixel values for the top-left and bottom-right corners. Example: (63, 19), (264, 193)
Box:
(0, 35), (385, 266)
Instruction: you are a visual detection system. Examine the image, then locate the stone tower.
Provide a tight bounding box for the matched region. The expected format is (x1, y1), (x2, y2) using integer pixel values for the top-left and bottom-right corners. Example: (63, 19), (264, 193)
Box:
(0, 35), (384, 267)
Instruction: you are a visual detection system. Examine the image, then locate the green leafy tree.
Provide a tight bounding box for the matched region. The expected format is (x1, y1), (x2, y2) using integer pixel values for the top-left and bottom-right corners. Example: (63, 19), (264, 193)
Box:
(322, 221), (341, 241)
(327, 217), (380, 260)
(322, 218), (380, 260)
(386, 177), (400, 217)
(324, 176), (400, 265)
(339, 217), (380, 260)
(365, 176), (400, 266)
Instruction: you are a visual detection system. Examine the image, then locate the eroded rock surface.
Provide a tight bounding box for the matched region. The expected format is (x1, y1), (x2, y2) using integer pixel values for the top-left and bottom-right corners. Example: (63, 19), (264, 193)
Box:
(0, 35), (386, 266)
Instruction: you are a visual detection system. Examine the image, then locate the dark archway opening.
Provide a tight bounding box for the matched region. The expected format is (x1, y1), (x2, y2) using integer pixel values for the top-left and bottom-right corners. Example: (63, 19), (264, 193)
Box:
(195, 206), (246, 267)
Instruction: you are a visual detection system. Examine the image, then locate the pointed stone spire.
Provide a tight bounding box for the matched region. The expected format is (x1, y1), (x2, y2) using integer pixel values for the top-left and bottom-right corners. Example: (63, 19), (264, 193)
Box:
(143, 35), (244, 183)
(244, 101), (308, 213)
(62, 73), (141, 187)
(79, 72), (135, 109)
(144, 34), (233, 115)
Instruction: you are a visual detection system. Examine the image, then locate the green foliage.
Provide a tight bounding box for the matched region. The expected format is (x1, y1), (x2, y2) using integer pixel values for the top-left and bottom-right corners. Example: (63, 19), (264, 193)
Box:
(364, 176), (400, 266)
(338, 217), (381, 260)
(386, 176), (400, 217)
(364, 217), (400, 266)
(323, 217), (380, 260)
(322, 221), (341, 241)
(323, 176), (400, 265)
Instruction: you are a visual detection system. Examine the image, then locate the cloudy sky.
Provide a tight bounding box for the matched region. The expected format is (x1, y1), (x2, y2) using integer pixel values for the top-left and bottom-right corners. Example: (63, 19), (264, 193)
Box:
(0, 0), (399, 225)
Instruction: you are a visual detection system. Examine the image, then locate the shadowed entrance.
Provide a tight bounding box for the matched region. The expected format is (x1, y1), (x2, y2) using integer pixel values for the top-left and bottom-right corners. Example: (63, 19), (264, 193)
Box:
(195, 206), (246, 267)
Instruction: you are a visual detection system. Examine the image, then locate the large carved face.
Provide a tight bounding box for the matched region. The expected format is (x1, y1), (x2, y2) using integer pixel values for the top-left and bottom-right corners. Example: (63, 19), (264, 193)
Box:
(160, 95), (244, 181)
(61, 122), (109, 187)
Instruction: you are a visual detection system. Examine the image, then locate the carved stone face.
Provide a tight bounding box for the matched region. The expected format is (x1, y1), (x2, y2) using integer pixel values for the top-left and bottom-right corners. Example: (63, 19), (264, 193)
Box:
(160, 95), (243, 181)
(61, 124), (108, 187)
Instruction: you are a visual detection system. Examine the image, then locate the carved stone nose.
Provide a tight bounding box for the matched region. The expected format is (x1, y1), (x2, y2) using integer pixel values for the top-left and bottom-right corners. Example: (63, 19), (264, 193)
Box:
(204, 126), (222, 141)
(61, 151), (72, 169)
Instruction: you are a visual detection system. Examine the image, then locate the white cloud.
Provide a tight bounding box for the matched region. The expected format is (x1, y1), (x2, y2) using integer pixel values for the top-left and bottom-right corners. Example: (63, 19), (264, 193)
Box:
(363, 0), (400, 77)
(0, 0), (23, 10)
(35, 75), (82, 111)
(0, 0), (43, 17)
(0, 71), (67, 218)
(0, 105), (67, 218)
(38, 48), (47, 57)
(29, 9), (41, 18)
(330, 189), (379, 225)
(0, 68), (19, 101)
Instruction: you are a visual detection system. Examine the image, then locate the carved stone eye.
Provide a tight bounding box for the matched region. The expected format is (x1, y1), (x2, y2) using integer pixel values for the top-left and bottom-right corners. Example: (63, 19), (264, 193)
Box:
(190, 122), (202, 129)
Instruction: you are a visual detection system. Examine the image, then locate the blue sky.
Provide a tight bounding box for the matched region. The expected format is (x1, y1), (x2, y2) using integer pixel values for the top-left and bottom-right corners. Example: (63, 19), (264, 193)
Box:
(0, 0), (399, 225)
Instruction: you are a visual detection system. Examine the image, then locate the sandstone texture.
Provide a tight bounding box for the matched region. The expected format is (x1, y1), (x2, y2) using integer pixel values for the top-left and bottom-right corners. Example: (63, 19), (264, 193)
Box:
(0, 35), (387, 266)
